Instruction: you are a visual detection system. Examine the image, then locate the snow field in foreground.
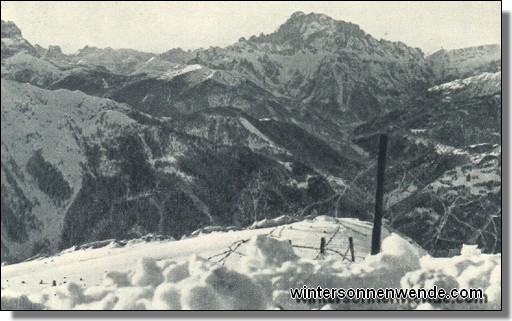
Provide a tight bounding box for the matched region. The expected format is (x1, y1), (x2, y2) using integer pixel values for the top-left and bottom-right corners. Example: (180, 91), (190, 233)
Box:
(1, 231), (500, 310)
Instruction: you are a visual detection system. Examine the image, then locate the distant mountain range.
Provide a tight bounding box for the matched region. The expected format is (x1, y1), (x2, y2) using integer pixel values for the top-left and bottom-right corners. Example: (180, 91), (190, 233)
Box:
(1, 13), (501, 263)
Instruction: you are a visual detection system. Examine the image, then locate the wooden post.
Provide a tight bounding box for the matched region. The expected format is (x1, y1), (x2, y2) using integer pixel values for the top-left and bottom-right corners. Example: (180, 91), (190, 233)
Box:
(320, 237), (326, 254)
(371, 134), (388, 255)
(348, 237), (355, 262)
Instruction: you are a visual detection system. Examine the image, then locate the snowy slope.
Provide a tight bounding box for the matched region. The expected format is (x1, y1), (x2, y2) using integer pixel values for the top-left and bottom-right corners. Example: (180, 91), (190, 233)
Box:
(1, 216), (501, 310)
(428, 71), (501, 102)
(2, 53), (65, 87)
(427, 45), (501, 82)
(1, 80), (137, 262)
(1, 216), (381, 294)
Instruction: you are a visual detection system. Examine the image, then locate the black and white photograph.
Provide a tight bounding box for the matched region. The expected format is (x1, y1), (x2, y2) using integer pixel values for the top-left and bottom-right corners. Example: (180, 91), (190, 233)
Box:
(0, 1), (505, 313)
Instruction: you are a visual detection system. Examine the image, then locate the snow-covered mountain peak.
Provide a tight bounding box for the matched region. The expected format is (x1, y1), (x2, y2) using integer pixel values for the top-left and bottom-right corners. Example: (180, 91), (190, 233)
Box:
(0, 13), (501, 272)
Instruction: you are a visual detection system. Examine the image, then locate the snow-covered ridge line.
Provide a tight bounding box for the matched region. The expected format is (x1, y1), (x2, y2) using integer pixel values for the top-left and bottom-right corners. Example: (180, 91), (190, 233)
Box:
(157, 64), (202, 80)
(427, 71), (501, 97)
(1, 216), (500, 310)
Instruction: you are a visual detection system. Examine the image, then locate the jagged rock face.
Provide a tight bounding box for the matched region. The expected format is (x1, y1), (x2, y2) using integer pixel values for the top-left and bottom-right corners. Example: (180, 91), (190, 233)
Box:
(33, 44), (65, 60)
(0, 16), (502, 262)
(1, 20), (37, 58)
(32, 12), (439, 161)
(27, 13), (433, 123)
(43, 45), (66, 60)
(169, 12), (432, 122)
(1, 20), (22, 38)
(257, 11), (366, 48)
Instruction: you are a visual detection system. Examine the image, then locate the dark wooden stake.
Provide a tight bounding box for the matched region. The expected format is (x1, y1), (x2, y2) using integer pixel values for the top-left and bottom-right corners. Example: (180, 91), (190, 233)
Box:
(320, 237), (326, 254)
(348, 237), (355, 262)
(371, 134), (388, 255)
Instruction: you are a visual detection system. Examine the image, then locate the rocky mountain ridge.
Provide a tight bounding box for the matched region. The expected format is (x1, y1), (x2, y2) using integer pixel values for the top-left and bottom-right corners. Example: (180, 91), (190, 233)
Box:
(1, 13), (501, 262)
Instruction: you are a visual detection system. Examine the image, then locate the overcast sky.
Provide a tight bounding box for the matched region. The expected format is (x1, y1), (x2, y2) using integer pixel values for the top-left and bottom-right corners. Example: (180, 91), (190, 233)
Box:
(1, 1), (502, 55)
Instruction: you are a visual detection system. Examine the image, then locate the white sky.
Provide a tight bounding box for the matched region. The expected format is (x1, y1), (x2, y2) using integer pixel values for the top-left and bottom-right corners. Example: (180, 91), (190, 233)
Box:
(0, 1), (502, 55)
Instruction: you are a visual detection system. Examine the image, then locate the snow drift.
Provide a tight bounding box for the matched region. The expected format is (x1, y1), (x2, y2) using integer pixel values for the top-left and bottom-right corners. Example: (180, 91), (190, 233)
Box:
(1, 231), (500, 310)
